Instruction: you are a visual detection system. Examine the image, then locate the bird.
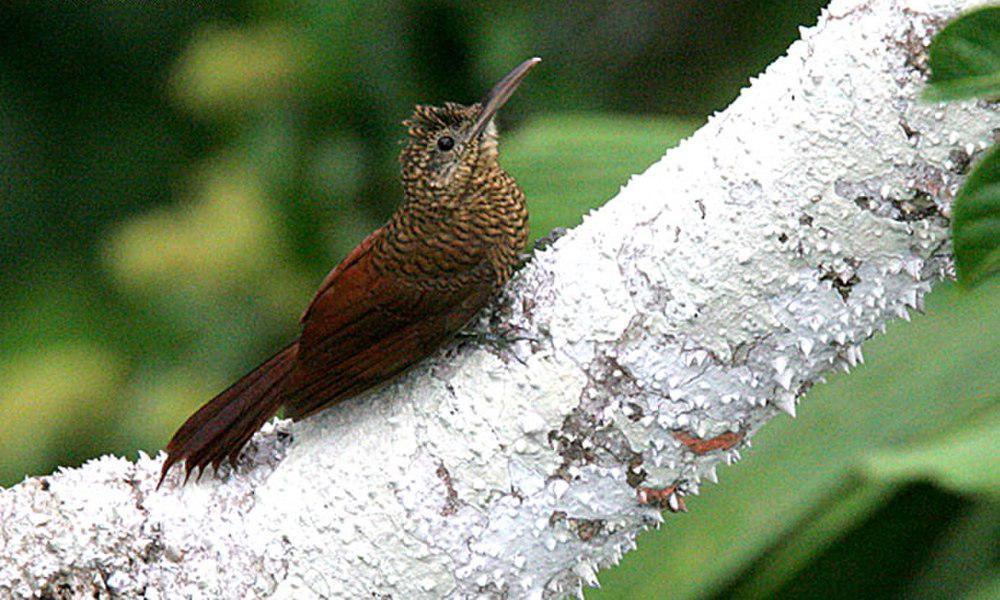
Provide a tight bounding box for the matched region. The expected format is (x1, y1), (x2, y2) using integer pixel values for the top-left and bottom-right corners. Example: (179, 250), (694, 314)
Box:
(159, 57), (540, 486)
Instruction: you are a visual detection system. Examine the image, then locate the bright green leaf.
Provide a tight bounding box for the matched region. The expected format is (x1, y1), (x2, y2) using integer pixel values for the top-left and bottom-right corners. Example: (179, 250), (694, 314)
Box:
(923, 6), (1000, 102)
(953, 144), (1000, 286)
(860, 407), (1000, 498)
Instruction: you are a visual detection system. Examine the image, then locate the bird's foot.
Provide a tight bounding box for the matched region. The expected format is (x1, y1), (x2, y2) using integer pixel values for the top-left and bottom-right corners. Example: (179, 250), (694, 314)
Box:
(637, 484), (688, 513)
(456, 321), (538, 365)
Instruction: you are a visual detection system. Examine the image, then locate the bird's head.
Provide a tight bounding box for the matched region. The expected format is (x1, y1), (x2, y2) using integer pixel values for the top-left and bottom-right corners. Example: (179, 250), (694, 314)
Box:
(400, 58), (539, 202)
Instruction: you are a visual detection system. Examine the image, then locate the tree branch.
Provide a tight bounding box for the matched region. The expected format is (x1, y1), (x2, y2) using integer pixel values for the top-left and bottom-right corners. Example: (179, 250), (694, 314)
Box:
(2, 0), (997, 598)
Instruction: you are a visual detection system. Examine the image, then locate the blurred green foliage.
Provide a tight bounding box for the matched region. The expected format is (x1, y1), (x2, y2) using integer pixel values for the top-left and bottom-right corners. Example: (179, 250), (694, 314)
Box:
(1, 2), (996, 598)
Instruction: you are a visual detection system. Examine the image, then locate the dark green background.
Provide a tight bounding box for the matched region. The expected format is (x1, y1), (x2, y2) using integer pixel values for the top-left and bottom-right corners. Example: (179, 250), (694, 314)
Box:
(1, 2), (995, 598)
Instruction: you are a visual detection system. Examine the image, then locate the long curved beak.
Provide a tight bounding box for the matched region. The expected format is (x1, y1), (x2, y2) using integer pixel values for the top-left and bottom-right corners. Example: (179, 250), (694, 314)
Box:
(471, 57), (540, 139)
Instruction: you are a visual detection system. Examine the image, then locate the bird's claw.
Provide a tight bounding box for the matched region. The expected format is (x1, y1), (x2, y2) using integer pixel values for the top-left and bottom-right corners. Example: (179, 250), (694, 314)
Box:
(456, 322), (537, 365)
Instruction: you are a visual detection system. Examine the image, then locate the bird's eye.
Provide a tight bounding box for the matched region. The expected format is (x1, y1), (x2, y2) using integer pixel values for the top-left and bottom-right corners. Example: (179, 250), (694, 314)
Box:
(437, 136), (455, 151)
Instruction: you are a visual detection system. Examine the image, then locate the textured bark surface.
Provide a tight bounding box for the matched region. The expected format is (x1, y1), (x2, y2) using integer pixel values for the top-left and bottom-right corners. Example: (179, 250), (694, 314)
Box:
(1, 0), (997, 598)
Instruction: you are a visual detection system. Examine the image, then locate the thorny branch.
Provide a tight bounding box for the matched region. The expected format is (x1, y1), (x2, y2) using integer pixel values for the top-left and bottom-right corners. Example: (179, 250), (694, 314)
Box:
(1, 1), (997, 598)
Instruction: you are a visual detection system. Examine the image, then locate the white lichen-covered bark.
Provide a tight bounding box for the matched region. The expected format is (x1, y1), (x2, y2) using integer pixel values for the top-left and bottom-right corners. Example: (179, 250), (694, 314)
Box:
(2, 0), (997, 598)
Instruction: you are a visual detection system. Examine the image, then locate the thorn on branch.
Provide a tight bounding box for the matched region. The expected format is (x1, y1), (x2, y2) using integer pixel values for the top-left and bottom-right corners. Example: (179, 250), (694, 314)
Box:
(637, 485), (687, 513)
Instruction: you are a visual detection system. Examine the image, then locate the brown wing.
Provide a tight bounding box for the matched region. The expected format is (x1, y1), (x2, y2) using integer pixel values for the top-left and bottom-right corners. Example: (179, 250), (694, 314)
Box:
(300, 227), (383, 324)
(283, 228), (492, 419)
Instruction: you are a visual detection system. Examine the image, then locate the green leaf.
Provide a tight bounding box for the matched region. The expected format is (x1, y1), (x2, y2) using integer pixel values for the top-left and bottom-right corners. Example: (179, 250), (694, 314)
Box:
(923, 6), (1000, 102)
(904, 502), (1000, 600)
(725, 480), (898, 600)
(726, 406), (1000, 599)
(953, 144), (1000, 286)
(860, 407), (1000, 498)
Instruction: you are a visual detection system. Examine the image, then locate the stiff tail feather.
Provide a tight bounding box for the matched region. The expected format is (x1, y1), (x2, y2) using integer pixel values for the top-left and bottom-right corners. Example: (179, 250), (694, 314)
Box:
(158, 342), (298, 487)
